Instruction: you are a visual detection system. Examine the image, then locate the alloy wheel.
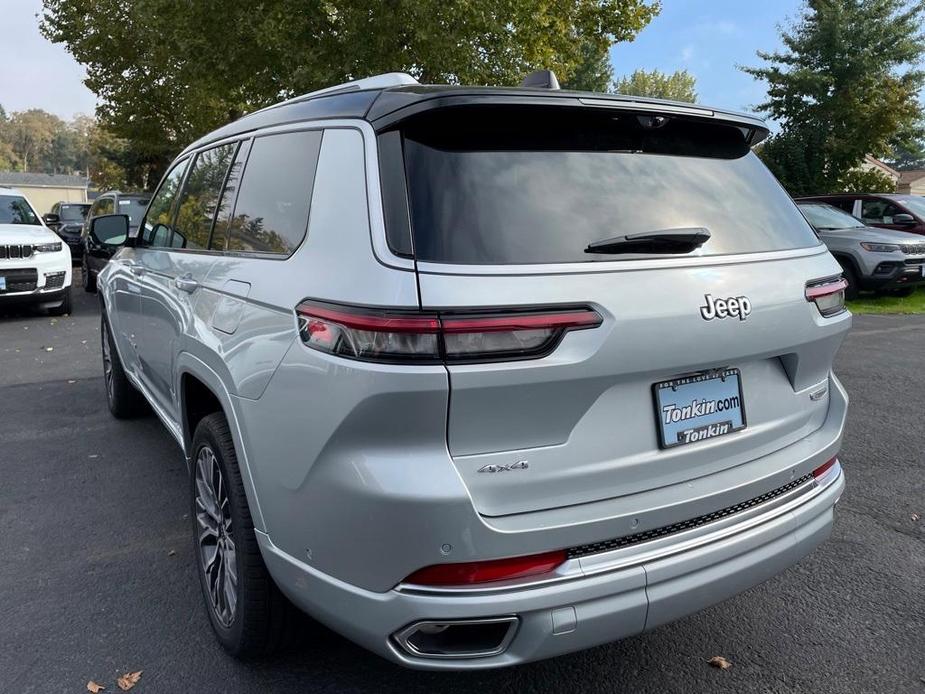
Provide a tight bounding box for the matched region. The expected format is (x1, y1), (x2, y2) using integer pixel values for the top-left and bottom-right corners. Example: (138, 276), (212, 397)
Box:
(195, 445), (238, 627)
(101, 320), (114, 402)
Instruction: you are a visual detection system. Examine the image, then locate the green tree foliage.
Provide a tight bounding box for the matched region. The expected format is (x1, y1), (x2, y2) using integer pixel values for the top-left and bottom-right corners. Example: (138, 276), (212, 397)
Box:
(41, 0), (660, 182)
(613, 69), (697, 102)
(562, 41), (614, 92)
(836, 167), (897, 193)
(742, 0), (925, 193)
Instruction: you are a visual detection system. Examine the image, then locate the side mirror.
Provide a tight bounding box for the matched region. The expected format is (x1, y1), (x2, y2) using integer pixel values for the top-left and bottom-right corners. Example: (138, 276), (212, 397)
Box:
(893, 213), (916, 225)
(43, 213), (60, 225)
(89, 214), (130, 247)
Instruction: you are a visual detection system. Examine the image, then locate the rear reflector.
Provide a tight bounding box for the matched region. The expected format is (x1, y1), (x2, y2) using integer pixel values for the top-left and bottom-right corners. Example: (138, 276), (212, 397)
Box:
(296, 301), (602, 364)
(812, 457), (838, 479)
(805, 277), (848, 317)
(404, 550), (567, 586)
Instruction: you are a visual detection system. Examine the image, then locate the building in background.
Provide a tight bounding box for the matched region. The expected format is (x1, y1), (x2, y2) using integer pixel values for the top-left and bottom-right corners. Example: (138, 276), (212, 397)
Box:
(861, 156), (925, 195)
(0, 172), (88, 214)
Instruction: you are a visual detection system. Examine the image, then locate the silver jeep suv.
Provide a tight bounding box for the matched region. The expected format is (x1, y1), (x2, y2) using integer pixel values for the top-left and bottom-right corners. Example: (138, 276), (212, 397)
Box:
(94, 72), (849, 669)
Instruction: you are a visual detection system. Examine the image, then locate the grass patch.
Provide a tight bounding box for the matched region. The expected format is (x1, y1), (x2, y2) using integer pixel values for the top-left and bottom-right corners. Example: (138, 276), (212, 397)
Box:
(846, 287), (925, 314)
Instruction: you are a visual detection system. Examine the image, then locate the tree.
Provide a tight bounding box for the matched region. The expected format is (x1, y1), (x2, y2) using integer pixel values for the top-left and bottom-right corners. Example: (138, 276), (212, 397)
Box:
(41, 0), (660, 184)
(742, 0), (925, 192)
(7, 109), (60, 172)
(562, 41), (614, 92)
(836, 167), (896, 193)
(613, 69), (697, 102)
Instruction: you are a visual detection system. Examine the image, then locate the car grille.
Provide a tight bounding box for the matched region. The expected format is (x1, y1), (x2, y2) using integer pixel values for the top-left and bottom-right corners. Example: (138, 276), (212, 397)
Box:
(903, 243), (925, 255)
(0, 268), (38, 293)
(566, 473), (815, 559)
(44, 272), (66, 289)
(0, 244), (34, 259)
(904, 258), (925, 266)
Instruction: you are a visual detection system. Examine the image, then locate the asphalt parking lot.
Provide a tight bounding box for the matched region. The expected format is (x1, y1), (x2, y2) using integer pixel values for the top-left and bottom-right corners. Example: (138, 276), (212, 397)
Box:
(1, 277), (923, 693)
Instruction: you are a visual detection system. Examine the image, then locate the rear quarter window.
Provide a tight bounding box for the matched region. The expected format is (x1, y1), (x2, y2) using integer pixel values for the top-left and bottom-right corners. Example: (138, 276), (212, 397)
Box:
(225, 130), (322, 256)
(398, 107), (820, 265)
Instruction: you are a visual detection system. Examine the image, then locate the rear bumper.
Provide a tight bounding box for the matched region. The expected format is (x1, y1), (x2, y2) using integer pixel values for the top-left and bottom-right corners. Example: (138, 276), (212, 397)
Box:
(259, 463), (844, 670)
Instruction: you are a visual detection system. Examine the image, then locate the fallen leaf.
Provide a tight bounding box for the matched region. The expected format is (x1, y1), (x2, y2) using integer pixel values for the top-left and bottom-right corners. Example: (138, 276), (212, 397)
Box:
(45, 346), (54, 352)
(87, 681), (105, 693)
(117, 671), (142, 691)
(912, 513), (921, 522)
(68, 380), (77, 384)
(168, 549), (176, 557)
(708, 656), (733, 670)
(88, 454), (99, 459)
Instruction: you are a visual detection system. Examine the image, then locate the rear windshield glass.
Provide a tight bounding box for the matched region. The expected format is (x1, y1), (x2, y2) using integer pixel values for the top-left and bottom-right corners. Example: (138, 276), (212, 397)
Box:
(400, 107), (819, 264)
(119, 198), (150, 226)
(0, 195), (40, 225)
(59, 204), (90, 221)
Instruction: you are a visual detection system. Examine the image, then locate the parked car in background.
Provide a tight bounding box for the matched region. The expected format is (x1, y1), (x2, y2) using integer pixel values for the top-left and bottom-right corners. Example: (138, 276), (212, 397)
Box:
(0, 186), (72, 314)
(95, 72), (849, 669)
(81, 191), (149, 292)
(797, 193), (925, 236)
(43, 201), (91, 257)
(796, 201), (925, 299)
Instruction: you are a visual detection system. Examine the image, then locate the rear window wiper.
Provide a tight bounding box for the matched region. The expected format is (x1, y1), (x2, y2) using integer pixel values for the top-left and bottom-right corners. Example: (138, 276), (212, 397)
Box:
(585, 227), (711, 255)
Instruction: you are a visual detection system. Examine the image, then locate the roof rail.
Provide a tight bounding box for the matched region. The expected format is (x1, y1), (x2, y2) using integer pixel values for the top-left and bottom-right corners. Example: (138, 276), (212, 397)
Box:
(258, 72), (420, 114)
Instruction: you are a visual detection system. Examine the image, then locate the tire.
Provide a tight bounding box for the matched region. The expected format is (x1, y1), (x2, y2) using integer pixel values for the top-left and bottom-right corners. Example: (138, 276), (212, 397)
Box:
(191, 412), (291, 658)
(82, 256), (96, 293)
(100, 313), (147, 418)
(48, 286), (72, 316)
(840, 264), (860, 300)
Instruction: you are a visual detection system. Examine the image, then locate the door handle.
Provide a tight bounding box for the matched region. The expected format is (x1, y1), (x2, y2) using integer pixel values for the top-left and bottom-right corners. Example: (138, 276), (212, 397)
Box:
(174, 276), (199, 293)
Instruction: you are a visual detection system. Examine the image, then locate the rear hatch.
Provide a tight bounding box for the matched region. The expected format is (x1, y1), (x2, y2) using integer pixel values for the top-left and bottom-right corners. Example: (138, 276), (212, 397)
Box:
(385, 103), (846, 518)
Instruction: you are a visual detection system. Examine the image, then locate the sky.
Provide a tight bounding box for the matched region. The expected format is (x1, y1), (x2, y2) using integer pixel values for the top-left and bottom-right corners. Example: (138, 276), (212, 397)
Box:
(1, 0), (806, 122)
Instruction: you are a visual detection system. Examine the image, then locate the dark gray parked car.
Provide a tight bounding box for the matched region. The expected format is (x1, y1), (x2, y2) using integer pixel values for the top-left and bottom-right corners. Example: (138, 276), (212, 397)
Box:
(797, 201), (925, 299)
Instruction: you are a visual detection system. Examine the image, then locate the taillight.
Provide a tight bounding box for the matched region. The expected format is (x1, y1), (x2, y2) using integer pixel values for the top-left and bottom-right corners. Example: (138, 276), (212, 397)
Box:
(805, 277), (848, 317)
(404, 550), (567, 586)
(295, 301), (602, 364)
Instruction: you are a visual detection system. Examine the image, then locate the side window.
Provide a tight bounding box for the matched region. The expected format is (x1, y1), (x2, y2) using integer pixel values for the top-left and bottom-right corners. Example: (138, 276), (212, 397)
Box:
(140, 159), (189, 248)
(832, 199), (855, 214)
(173, 142), (237, 250)
(96, 198), (114, 216)
(210, 139), (251, 251)
(226, 130), (322, 255)
(861, 199), (902, 224)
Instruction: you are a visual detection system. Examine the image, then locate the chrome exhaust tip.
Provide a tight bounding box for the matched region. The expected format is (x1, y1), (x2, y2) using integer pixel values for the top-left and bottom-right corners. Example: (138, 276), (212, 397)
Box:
(393, 616), (519, 659)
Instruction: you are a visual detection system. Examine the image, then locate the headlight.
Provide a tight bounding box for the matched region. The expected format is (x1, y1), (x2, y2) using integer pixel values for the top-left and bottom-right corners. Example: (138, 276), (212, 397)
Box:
(33, 242), (63, 253)
(860, 242), (900, 253)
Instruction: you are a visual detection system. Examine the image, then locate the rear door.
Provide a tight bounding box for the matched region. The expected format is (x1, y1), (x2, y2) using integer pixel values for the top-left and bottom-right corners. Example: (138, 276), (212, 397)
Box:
(393, 104), (848, 517)
(134, 144), (236, 420)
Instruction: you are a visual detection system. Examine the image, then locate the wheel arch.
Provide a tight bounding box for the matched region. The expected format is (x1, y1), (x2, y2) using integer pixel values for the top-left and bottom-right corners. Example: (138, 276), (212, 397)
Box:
(177, 354), (267, 532)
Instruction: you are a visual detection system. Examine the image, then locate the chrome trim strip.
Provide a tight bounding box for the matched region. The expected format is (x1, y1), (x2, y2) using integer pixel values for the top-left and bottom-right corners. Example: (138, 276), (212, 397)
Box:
(392, 616), (519, 660)
(415, 245), (828, 277)
(398, 467), (840, 596)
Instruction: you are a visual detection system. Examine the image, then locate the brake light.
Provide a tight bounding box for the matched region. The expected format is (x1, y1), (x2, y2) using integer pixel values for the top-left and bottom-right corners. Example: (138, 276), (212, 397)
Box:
(813, 457), (838, 479)
(805, 277), (848, 317)
(404, 550), (567, 586)
(295, 301), (602, 364)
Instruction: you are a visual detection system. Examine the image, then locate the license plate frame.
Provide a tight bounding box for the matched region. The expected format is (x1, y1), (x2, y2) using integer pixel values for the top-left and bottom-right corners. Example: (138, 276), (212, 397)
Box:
(653, 368), (747, 449)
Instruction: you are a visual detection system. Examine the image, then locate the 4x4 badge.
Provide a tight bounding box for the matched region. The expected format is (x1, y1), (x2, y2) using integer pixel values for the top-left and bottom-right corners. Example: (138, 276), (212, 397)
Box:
(700, 294), (751, 321)
(478, 460), (529, 473)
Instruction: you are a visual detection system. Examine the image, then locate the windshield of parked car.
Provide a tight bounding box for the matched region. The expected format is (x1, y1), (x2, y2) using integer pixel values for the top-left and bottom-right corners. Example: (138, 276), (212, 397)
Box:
(118, 198), (150, 226)
(59, 203), (90, 222)
(0, 195), (40, 225)
(399, 106), (819, 264)
(798, 203), (865, 231)
(896, 196), (925, 219)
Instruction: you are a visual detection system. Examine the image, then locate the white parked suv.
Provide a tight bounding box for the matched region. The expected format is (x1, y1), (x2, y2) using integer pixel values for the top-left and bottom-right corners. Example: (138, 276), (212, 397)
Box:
(0, 187), (72, 315)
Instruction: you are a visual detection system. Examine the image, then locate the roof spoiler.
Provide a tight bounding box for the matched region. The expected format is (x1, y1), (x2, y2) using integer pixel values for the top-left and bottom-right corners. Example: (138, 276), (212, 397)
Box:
(520, 70), (560, 90)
